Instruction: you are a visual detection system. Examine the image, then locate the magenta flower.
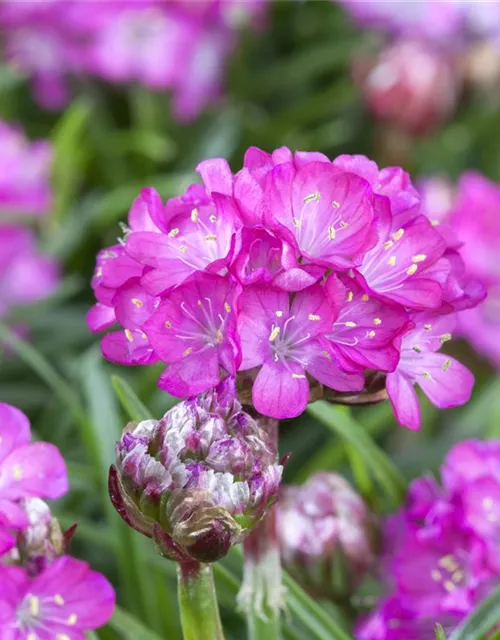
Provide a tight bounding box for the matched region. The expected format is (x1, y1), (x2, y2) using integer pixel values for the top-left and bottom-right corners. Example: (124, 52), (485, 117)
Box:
(237, 284), (364, 418)
(0, 403), (68, 556)
(386, 312), (474, 430)
(0, 122), (53, 217)
(0, 556), (115, 636)
(0, 226), (59, 321)
(144, 273), (241, 396)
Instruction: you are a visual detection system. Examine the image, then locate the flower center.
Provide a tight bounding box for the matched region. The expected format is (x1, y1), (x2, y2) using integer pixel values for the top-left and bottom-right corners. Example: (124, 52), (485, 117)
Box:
(430, 553), (466, 592)
(268, 315), (310, 365)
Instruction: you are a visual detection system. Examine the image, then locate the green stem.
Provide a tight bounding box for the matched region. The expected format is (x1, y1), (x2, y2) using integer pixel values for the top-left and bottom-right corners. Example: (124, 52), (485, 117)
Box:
(177, 561), (225, 640)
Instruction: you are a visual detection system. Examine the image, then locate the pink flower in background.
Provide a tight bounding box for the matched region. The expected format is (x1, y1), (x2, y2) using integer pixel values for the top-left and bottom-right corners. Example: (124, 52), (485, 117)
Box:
(357, 439), (500, 639)
(0, 403), (68, 555)
(0, 556), (115, 636)
(0, 226), (59, 321)
(88, 147), (480, 424)
(0, 0), (266, 120)
(0, 122), (53, 217)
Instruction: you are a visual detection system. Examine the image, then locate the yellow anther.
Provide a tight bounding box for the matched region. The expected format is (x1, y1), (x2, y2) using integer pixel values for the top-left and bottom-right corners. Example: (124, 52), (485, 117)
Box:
(339, 221), (349, 229)
(412, 254), (427, 263)
(197, 300), (203, 307)
(452, 571), (465, 583)
(444, 580), (455, 592)
(140, 331), (147, 340)
(293, 218), (301, 228)
(96, 267), (103, 278)
(346, 291), (354, 302)
(182, 348), (193, 357)
(431, 569), (442, 582)
(13, 464), (23, 480)
(269, 327), (280, 342)
(368, 330), (376, 338)
(322, 350), (332, 360)
(387, 255), (397, 266)
(424, 323), (432, 331)
(191, 208), (199, 222)
(303, 192), (320, 203)
(442, 359), (452, 372)
(345, 321), (357, 328)
(332, 200), (341, 208)
(179, 245), (188, 253)
(392, 228), (404, 241)
(209, 214), (217, 223)
(216, 329), (223, 344)
(373, 318), (382, 325)
(291, 373), (307, 379)
(308, 314), (321, 321)
(406, 264), (418, 276)
(27, 635), (36, 640)
(205, 234), (217, 242)
(125, 329), (134, 343)
(413, 345), (422, 353)
(423, 372), (433, 381)
(439, 555), (458, 571)
(131, 298), (143, 308)
(275, 310), (283, 317)
(165, 320), (172, 329)
(383, 240), (394, 250)
(224, 302), (231, 313)
(57, 635), (71, 640)
(328, 225), (336, 240)
(54, 594), (65, 606)
(67, 614), (78, 625)
(30, 596), (39, 616)
(168, 228), (180, 237)
(361, 294), (369, 301)
(483, 497), (494, 509)
(440, 333), (452, 343)
(431, 219), (440, 226)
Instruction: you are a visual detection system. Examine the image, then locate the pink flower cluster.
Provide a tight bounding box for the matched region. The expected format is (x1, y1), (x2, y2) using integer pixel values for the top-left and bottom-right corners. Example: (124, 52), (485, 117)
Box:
(357, 439), (500, 639)
(0, 402), (115, 636)
(0, 0), (265, 119)
(0, 121), (59, 326)
(88, 148), (484, 428)
(420, 173), (500, 367)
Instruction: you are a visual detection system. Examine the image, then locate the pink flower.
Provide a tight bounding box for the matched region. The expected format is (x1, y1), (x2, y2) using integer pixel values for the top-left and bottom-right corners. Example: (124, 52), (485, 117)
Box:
(0, 122), (53, 217)
(237, 284), (363, 419)
(0, 403), (68, 555)
(386, 313), (474, 430)
(0, 226), (59, 321)
(0, 556), (115, 636)
(144, 273), (241, 397)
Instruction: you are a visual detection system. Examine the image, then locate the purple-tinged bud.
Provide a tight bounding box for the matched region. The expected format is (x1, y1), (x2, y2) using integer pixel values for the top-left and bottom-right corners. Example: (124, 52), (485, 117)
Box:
(277, 472), (377, 600)
(2, 498), (65, 575)
(110, 377), (283, 563)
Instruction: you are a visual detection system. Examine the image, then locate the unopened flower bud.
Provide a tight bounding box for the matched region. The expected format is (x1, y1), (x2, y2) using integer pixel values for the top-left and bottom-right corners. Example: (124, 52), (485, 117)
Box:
(355, 39), (460, 136)
(3, 498), (65, 574)
(109, 377), (282, 563)
(277, 472), (377, 600)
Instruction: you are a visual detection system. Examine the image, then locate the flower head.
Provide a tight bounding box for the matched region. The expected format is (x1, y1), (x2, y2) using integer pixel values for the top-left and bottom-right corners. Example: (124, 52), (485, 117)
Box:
(0, 556), (115, 636)
(110, 378), (282, 563)
(278, 472), (377, 599)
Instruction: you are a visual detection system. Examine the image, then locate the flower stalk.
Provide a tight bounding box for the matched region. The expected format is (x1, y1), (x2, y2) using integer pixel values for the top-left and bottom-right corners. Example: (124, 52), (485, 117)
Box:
(177, 561), (225, 640)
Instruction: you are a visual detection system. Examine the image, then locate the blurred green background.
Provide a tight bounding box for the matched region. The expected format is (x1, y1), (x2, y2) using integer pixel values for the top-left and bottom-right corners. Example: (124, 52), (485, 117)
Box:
(1, 1), (499, 638)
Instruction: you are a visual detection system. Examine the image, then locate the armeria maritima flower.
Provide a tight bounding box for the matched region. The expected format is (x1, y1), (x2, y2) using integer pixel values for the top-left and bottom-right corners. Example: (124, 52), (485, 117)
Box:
(278, 472), (377, 600)
(109, 377), (282, 563)
(356, 439), (500, 639)
(88, 146), (482, 426)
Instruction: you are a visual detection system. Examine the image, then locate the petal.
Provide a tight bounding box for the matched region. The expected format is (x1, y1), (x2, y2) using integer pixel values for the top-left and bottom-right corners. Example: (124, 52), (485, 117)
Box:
(112, 282), (158, 329)
(252, 361), (310, 420)
(0, 403), (31, 463)
(0, 500), (29, 530)
(307, 347), (365, 392)
(140, 263), (194, 296)
(128, 188), (163, 232)
(196, 158), (233, 196)
(272, 265), (325, 292)
(417, 353), (474, 409)
(290, 285), (336, 336)
(158, 351), (221, 397)
(101, 330), (158, 366)
(0, 527), (15, 557)
(86, 303), (115, 333)
(386, 372), (421, 430)
(0, 442), (68, 501)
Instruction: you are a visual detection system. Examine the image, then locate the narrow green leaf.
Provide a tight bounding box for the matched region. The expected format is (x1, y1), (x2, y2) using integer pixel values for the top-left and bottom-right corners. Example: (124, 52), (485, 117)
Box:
(435, 623), (447, 639)
(449, 585), (500, 639)
(108, 606), (163, 640)
(112, 375), (151, 422)
(307, 402), (406, 508)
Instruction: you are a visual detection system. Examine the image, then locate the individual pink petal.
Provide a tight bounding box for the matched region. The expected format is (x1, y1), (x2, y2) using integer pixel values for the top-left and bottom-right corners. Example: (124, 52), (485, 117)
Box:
(158, 350), (221, 397)
(85, 303), (115, 333)
(0, 403), (31, 463)
(416, 353), (474, 409)
(252, 360), (310, 419)
(386, 371), (421, 430)
(101, 330), (158, 366)
(197, 158), (233, 196)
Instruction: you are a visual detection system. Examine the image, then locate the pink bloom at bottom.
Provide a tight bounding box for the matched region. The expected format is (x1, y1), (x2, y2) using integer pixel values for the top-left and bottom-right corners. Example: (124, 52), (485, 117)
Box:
(0, 556), (115, 637)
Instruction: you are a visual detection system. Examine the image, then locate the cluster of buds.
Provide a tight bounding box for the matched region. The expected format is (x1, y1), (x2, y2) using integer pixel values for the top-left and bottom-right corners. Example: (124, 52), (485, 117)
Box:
(0, 121), (59, 330)
(278, 472), (377, 600)
(0, 402), (115, 635)
(88, 147), (484, 430)
(110, 377), (283, 563)
(0, 0), (266, 118)
(357, 439), (500, 639)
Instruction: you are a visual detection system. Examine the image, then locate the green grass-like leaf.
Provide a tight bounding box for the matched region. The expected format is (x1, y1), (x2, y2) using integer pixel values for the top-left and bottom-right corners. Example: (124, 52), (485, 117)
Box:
(448, 585), (500, 639)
